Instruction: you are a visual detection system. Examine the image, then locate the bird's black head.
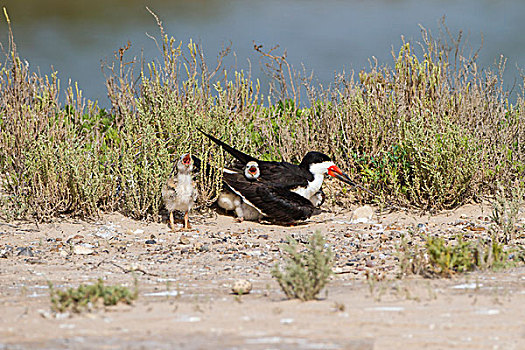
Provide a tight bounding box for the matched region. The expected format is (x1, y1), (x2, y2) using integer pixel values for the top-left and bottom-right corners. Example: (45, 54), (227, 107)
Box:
(299, 151), (332, 168)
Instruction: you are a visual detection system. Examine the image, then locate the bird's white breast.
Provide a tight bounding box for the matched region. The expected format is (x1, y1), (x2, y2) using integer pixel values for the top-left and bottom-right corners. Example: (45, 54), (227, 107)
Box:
(292, 172), (324, 201)
(173, 173), (196, 212)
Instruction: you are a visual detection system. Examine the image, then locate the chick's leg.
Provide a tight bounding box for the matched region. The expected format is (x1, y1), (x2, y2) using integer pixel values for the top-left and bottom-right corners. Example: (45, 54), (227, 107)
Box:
(184, 211), (191, 229)
(169, 211), (176, 232)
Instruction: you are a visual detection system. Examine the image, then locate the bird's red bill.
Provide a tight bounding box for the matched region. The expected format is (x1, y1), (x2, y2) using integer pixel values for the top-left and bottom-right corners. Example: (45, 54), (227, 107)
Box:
(328, 165), (354, 185)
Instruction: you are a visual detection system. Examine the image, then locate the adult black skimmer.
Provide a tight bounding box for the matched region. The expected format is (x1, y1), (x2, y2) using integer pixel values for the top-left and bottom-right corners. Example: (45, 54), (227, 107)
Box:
(198, 129), (355, 223)
(198, 129), (355, 202)
(161, 153), (198, 230)
(221, 168), (317, 223)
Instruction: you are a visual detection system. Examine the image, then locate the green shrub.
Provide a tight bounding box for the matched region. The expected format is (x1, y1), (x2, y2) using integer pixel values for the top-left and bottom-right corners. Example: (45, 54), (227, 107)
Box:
(272, 232), (334, 301)
(48, 278), (138, 313)
(399, 233), (512, 278)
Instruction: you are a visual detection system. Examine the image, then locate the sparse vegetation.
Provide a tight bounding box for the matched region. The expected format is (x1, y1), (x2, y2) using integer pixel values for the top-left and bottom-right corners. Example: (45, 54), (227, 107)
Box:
(398, 184), (525, 278)
(490, 183), (524, 244)
(398, 231), (516, 278)
(272, 232), (334, 301)
(48, 279), (138, 313)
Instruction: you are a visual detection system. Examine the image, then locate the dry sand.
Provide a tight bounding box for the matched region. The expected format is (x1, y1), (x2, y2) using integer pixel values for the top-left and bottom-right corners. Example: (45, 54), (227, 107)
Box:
(1, 203), (525, 349)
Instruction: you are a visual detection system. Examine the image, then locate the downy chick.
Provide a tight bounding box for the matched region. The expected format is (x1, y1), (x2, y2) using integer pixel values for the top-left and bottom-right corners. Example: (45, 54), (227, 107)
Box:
(218, 161), (262, 222)
(162, 153), (198, 230)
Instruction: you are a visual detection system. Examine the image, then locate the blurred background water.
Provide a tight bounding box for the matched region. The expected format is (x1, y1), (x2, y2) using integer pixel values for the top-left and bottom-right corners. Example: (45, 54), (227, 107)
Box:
(2, 0), (524, 107)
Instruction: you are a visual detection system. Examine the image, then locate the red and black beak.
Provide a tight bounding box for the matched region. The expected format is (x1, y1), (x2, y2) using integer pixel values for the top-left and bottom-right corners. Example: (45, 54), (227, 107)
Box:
(249, 166), (258, 175)
(328, 165), (355, 186)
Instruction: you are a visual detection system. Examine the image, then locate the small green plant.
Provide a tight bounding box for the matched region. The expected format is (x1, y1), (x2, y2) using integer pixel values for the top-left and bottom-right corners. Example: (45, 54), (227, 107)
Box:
(48, 278), (138, 313)
(398, 233), (512, 278)
(271, 231), (334, 301)
(425, 235), (477, 276)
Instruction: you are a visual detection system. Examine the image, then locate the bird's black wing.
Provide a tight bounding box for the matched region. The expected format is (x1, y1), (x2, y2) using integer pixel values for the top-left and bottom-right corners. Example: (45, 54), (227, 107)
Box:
(223, 173), (316, 224)
(257, 161), (312, 189)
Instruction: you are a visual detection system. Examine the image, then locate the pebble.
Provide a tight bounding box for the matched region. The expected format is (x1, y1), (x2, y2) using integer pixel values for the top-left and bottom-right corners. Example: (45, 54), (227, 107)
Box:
(66, 234), (84, 244)
(231, 279), (252, 295)
(0, 247), (12, 258)
(72, 245), (94, 255)
(17, 247), (34, 257)
(352, 205), (374, 224)
(179, 235), (190, 245)
(145, 239), (156, 245)
(93, 229), (115, 240)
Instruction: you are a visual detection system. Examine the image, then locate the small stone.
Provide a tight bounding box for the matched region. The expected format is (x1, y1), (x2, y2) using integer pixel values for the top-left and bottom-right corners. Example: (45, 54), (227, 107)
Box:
(468, 225), (486, 232)
(73, 245), (94, 255)
(231, 279), (252, 295)
(38, 309), (53, 319)
(0, 247), (12, 258)
(179, 235), (190, 245)
(351, 205), (374, 224)
(66, 234), (84, 243)
(145, 239), (156, 245)
(193, 242), (203, 251)
(17, 247), (34, 257)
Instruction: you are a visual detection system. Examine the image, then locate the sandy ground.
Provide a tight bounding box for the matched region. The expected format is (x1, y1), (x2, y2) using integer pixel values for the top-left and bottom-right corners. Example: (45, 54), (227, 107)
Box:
(1, 203), (525, 350)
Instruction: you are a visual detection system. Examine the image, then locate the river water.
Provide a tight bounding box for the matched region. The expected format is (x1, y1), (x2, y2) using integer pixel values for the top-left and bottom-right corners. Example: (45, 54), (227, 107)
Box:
(2, 0), (524, 106)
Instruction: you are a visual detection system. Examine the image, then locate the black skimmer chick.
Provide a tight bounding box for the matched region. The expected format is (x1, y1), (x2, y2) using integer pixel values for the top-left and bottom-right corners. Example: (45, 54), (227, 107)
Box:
(162, 153), (198, 230)
(198, 129), (355, 206)
(311, 189), (325, 207)
(217, 161), (263, 222)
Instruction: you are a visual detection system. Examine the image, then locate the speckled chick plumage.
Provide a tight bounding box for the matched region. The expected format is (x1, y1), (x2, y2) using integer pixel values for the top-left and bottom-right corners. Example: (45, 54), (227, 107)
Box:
(162, 153), (198, 230)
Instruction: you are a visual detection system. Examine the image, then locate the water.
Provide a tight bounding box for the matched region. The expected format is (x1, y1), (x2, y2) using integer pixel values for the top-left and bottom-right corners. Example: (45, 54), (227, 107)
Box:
(2, 0), (524, 107)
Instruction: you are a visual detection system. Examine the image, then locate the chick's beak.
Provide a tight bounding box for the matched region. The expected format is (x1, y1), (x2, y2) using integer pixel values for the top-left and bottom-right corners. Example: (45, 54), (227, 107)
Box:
(182, 154), (191, 166)
(328, 165), (355, 186)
